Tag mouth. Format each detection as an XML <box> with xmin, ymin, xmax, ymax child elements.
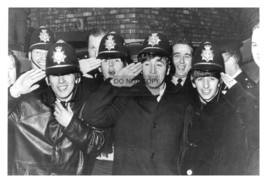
<box><xmin>37</xmin><ymin>61</ymin><xmax>46</xmax><ymax>67</ymax></box>
<box><xmin>201</xmin><ymin>90</ymin><xmax>211</xmax><ymax>95</ymax></box>
<box><xmin>57</xmin><ymin>85</ymin><xmax>68</xmax><ymax>91</ymax></box>
<box><xmin>176</xmin><ymin>65</ymin><xmax>185</xmax><ymax>70</ymax></box>
<box><xmin>108</xmin><ymin>71</ymin><xmax>115</xmax><ymax>76</ymax></box>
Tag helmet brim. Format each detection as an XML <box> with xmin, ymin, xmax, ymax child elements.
<box><xmin>30</xmin><ymin>43</ymin><xmax>53</xmax><ymax>51</ymax></box>
<box><xmin>46</xmin><ymin>65</ymin><xmax>80</xmax><ymax>76</ymax></box>
<box><xmin>97</xmin><ymin>51</ymin><xmax>126</xmax><ymax>60</ymax></box>
<box><xmin>191</xmin><ymin>63</ymin><xmax>224</xmax><ymax>73</ymax></box>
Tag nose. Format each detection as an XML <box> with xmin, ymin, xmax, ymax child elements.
<box><xmin>58</xmin><ymin>75</ymin><xmax>65</xmax><ymax>83</ymax></box>
<box><xmin>179</xmin><ymin>56</ymin><xmax>185</xmax><ymax>64</ymax></box>
<box><xmin>40</xmin><ymin>52</ymin><xmax>47</xmax><ymax>60</ymax></box>
<box><xmin>150</xmin><ymin>63</ymin><xmax>157</xmax><ymax>74</ymax></box>
<box><xmin>108</xmin><ymin>60</ymin><xmax>115</xmax><ymax>75</ymax></box>
<box><xmin>203</xmin><ymin>77</ymin><xmax>209</xmax><ymax>89</ymax></box>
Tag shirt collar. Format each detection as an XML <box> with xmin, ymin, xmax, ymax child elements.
<box><xmin>156</xmin><ymin>82</ymin><xmax>166</xmax><ymax>102</ymax></box>
<box><xmin>171</xmin><ymin>75</ymin><xmax>186</xmax><ymax>86</ymax></box>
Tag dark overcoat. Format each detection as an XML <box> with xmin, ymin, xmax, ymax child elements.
<box><xmin>83</xmin><ymin>80</ymin><xmax>187</xmax><ymax>175</ymax></box>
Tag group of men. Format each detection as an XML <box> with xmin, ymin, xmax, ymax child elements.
<box><xmin>8</xmin><ymin>23</ymin><xmax>260</xmax><ymax>175</ymax></box>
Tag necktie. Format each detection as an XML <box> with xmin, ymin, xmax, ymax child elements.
<box><xmin>60</xmin><ymin>101</ymin><xmax>68</xmax><ymax>109</ymax></box>
<box><xmin>177</xmin><ymin>78</ymin><xmax>183</xmax><ymax>87</ymax></box>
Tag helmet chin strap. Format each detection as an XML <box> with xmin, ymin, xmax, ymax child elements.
<box><xmin>31</xmin><ymin>59</ymin><xmax>43</xmax><ymax>70</ymax></box>
<box><xmin>216</xmin><ymin>78</ymin><xmax>223</xmax><ymax>102</ymax></box>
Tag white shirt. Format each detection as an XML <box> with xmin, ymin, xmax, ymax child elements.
<box><xmin>156</xmin><ymin>82</ymin><xmax>166</xmax><ymax>102</ymax></box>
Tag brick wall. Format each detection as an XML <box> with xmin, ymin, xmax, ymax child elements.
<box><xmin>28</xmin><ymin>8</ymin><xmax>259</xmax><ymax>43</ymax></box>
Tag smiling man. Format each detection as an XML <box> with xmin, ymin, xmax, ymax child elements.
<box><xmin>178</xmin><ymin>41</ymin><xmax>259</xmax><ymax>175</ymax></box>
<box><xmin>82</xmin><ymin>33</ymin><xmax>187</xmax><ymax>175</ymax></box>
<box><xmin>171</xmin><ymin>38</ymin><xmax>193</xmax><ymax>87</ymax></box>
<box><xmin>8</xmin><ymin>40</ymin><xmax>104</xmax><ymax>175</ymax></box>
<box><xmin>169</xmin><ymin>37</ymin><xmax>198</xmax><ymax>102</ymax></box>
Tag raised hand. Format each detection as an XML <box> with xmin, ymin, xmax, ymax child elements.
<box><xmin>79</xmin><ymin>58</ymin><xmax>102</xmax><ymax>78</ymax></box>
<box><xmin>53</xmin><ymin>100</ymin><xmax>73</xmax><ymax>127</ymax></box>
<box><xmin>111</xmin><ymin>62</ymin><xmax>143</xmax><ymax>87</ymax></box>
<box><xmin>10</xmin><ymin>69</ymin><xmax>46</xmax><ymax>98</ymax></box>
<box><xmin>220</xmin><ymin>72</ymin><xmax>237</xmax><ymax>89</ymax></box>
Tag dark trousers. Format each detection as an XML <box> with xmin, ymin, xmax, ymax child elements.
<box><xmin>91</xmin><ymin>159</ymin><xmax>113</xmax><ymax>175</ymax></box>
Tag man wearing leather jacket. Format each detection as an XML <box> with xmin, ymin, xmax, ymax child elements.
<box><xmin>8</xmin><ymin>40</ymin><xmax>104</xmax><ymax>175</ymax></box>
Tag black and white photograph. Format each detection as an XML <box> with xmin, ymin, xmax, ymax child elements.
<box><xmin>3</xmin><ymin>0</ymin><xmax>264</xmax><ymax>180</ymax></box>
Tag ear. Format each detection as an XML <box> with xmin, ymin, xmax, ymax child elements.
<box><xmin>192</xmin><ymin>82</ymin><xmax>196</xmax><ymax>88</ymax></box>
<box><xmin>166</xmin><ymin>65</ymin><xmax>170</xmax><ymax>75</ymax></box>
<box><xmin>98</xmin><ymin>66</ymin><xmax>102</xmax><ymax>73</ymax></box>
<box><xmin>45</xmin><ymin>77</ymin><xmax>50</xmax><ymax>85</ymax></box>
<box><xmin>28</xmin><ymin>52</ymin><xmax>32</xmax><ymax>62</ymax></box>
<box><xmin>75</xmin><ymin>77</ymin><xmax>81</xmax><ymax>84</ymax></box>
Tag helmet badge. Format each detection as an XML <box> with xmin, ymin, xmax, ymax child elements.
<box><xmin>53</xmin><ymin>46</ymin><xmax>66</xmax><ymax>64</ymax></box>
<box><xmin>148</xmin><ymin>33</ymin><xmax>161</xmax><ymax>46</ymax></box>
<box><xmin>105</xmin><ymin>35</ymin><xmax>116</xmax><ymax>50</ymax></box>
<box><xmin>201</xmin><ymin>42</ymin><xmax>214</xmax><ymax>62</ymax></box>
<box><xmin>39</xmin><ymin>29</ymin><xmax>50</xmax><ymax>43</ymax></box>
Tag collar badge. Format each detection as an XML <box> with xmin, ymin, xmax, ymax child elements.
<box><xmin>53</xmin><ymin>46</ymin><xmax>66</xmax><ymax>64</ymax></box>
<box><xmin>39</xmin><ymin>29</ymin><xmax>50</xmax><ymax>43</ymax></box>
<box><xmin>105</xmin><ymin>35</ymin><xmax>116</xmax><ymax>50</ymax></box>
<box><xmin>201</xmin><ymin>42</ymin><xmax>214</xmax><ymax>62</ymax></box>
<box><xmin>148</xmin><ymin>33</ymin><xmax>161</xmax><ymax>46</ymax></box>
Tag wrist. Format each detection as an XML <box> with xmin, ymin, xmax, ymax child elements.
<box><xmin>9</xmin><ymin>85</ymin><xmax>21</xmax><ymax>98</ymax></box>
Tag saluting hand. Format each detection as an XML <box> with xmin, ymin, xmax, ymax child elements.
<box><xmin>53</xmin><ymin>100</ymin><xmax>73</xmax><ymax>127</ymax></box>
<box><xmin>79</xmin><ymin>58</ymin><xmax>102</xmax><ymax>78</ymax></box>
<box><xmin>111</xmin><ymin>62</ymin><xmax>143</xmax><ymax>87</ymax></box>
<box><xmin>220</xmin><ymin>72</ymin><xmax>237</xmax><ymax>89</ymax></box>
<box><xmin>10</xmin><ymin>69</ymin><xmax>46</xmax><ymax>98</ymax></box>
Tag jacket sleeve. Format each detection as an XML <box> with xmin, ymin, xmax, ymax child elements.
<box><xmin>8</xmin><ymin>87</ymin><xmax>21</xmax><ymax>115</ymax></box>
<box><xmin>224</xmin><ymin>82</ymin><xmax>259</xmax><ymax>173</ymax></box>
<box><xmin>224</xmin><ymin>83</ymin><xmax>259</xmax><ymax>127</ymax></box>
<box><xmin>63</xmin><ymin>114</ymin><xmax>105</xmax><ymax>156</ymax></box>
<box><xmin>81</xmin><ymin>79</ymin><xmax>129</xmax><ymax>128</ymax></box>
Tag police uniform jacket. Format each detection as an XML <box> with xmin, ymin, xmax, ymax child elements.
<box><xmin>82</xmin><ymin>79</ymin><xmax>187</xmax><ymax>175</ymax></box>
<box><xmin>8</xmin><ymin>78</ymin><xmax>104</xmax><ymax>175</ymax></box>
<box><xmin>235</xmin><ymin>71</ymin><xmax>256</xmax><ymax>93</ymax></box>
<box><xmin>179</xmin><ymin>83</ymin><xmax>259</xmax><ymax>175</ymax></box>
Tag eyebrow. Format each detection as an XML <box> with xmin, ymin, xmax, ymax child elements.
<box><xmin>173</xmin><ymin>52</ymin><xmax>192</xmax><ymax>56</ymax></box>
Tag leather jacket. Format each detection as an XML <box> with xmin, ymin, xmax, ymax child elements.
<box><xmin>8</xmin><ymin>79</ymin><xmax>104</xmax><ymax>175</ymax></box>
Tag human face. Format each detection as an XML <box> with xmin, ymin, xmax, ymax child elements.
<box><xmin>29</xmin><ymin>49</ymin><xmax>48</xmax><ymax>70</ymax></box>
<box><xmin>193</xmin><ymin>76</ymin><xmax>220</xmax><ymax>104</ymax></box>
<box><xmin>142</xmin><ymin>56</ymin><xmax>168</xmax><ymax>89</ymax></box>
<box><xmin>101</xmin><ymin>58</ymin><xmax>124</xmax><ymax>79</ymax></box>
<box><xmin>48</xmin><ymin>73</ymin><xmax>77</xmax><ymax>101</ymax></box>
<box><xmin>251</xmin><ymin>27</ymin><xmax>260</xmax><ymax>66</ymax></box>
<box><xmin>88</xmin><ymin>34</ymin><xmax>105</xmax><ymax>58</ymax></box>
<box><xmin>8</xmin><ymin>55</ymin><xmax>16</xmax><ymax>87</ymax></box>
<box><xmin>172</xmin><ymin>44</ymin><xmax>192</xmax><ymax>78</ymax></box>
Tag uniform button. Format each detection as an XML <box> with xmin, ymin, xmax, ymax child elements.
<box><xmin>152</xmin><ymin>123</ymin><xmax>157</xmax><ymax>128</ymax></box>
<box><xmin>187</xmin><ymin>169</ymin><xmax>193</xmax><ymax>175</ymax></box>
<box><xmin>150</xmin><ymin>152</ymin><xmax>155</xmax><ymax>158</ymax></box>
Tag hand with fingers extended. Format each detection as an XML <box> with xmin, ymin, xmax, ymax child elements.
<box><xmin>79</xmin><ymin>58</ymin><xmax>102</xmax><ymax>78</ymax></box>
<box><xmin>53</xmin><ymin>100</ymin><xmax>73</xmax><ymax>127</ymax></box>
<box><xmin>9</xmin><ymin>69</ymin><xmax>46</xmax><ymax>98</ymax></box>
<box><xmin>220</xmin><ymin>72</ymin><xmax>237</xmax><ymax>89</ymax></box>
<box><xmin>111</xmin><ymin>62</ymin><xmax>143</xmax><ymax>87</ymax></box>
